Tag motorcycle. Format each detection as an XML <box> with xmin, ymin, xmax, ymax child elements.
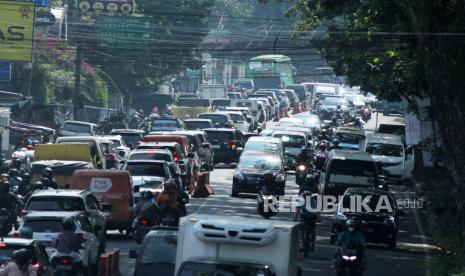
<box><xmin>296</xmin><ymin>164</ymin><xmax>309</xmax><ymax>186</ymax></box>
<box><xmin>134</xmin><ymin>216</ymin><xmax>155</xmax><ymax>243</ymax></box>
<box><xmin>335</xmin><ymin>247</ymin><xmax>364</xmax><ymax>276</ymax></box>
<box><xmin>0</xmin><ymin>208</ymin><xmax>11</xmax><ymax>236</ymax></box>
<box><xmin>50</xmin><ymin>252</ymin><xmax>83</xmax><ymax>276</ymax></box>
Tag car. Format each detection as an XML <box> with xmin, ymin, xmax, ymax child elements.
<box><xmin>171</xmin><ymin>130</ymin><xmax>214</xmax><ymax>171</ymax></box>
<box><xmin>318</xmin><ymin>96</ymin><xmax>349</xmax><ymax>117</ymax></box>
<box><xmin>23</xmin><ymin>190</ymin><xmax>106</xmax><ymax>250</ymax></box>
<box><xmin>123</xmin><ymin>160</ymin><xmax>177</xmax><ymax>195</ymax></box>
<box><xmin>129</xmin><ymin>148</ymin><xmax>175</xmax><ymax>162</ymax></box>
<box><xmin>331</xmin><ymin>188</ymin><xmax>404</xmax><ymax>249</ymax></box>
<box><xmin>129</xmin><ymin>227</ymin><xmax>178</xmax><ymax>276</ymax></box>
<box><xmin>211</xmin><ymin>98</ymin><xmax>232</xmax><ymax>111</ymax></box>
<box><xmin>255</xmin><ymin>90</ymin><xmax>282</xmax><ymax>110</ymax></box>
<box><xmin>361</xmin><ymin>133</ymin><xmax>414</xmax><ymax>184</ymax></box>
<box><xmin>293</xmin><ymin>113</ymin><xmax>322</xmax><ymax>134</ymax></box>
<box><xmin>109</xmin><ymin>129</ymin><xmax>145</xmax><ymax>150</ymax></box>
<box><xmin>150</xmin><ymin>116</ymin><xmax>185</xmax><ymax>132</ymax></box>
<box><xmin>227</xmin><ymin>92</ymin><xmax>243</xmax><ymax>99</ymax></box>
<box><xmin>232</xmin><ymin>152</ymin><xmax>287</xmax><ymax>196</ymax></box>
<box><xmin>345</xmin><ymin>94</ymin><xmax>367</xmax><ymax>114</ymax></box>
<box><xmin>0</xmin><ymin>238</ymin><xmax>54</xmax><ymax>276</ymax></box>
<box><xmin>333</xmin><ymin>126</ymin><xmax>366</xmax><ymax>150</ymax></box>
<box><xmin>320</xmin><ymin>150</ymin><xmax>381</xmax><ymax>195</ymax></box>
<box><xmin>184</xmin><ymin>119</ymin><xmax>214</xmax><ymax>130</ymax></box>
<box><xmin>381</xmin><ymin>101</ymin><xmax>404</xmax><ymax>116</ymax></box>
<box><xmin>57</xmin><ymin>121</ymin><xmax>100</xmax><ymax>137</ymax></box>
<box><xmin>377</xmin><ymin>122</ymin><xmax>405</xmax><ymax>138</ymax></box>
<box><xmin>243</xmin><ymin>136</ymin><xmax>284</xmax><ymax>157</ymax></box>
<box><xmin>271</xmin><ymin>131</ymin><xmax>309</xmax><ymax>169</ymax></box>
<box><xmin>204</xmin><ymin>128</ymin><xmax>245</xmax><ymax>165</ymax></box>
<box><xmin>232</xmin><ymin>79</ymin><xmax>254</xmax><ymax>93</ymax></box>
<box><xmin>272</xmin><ymin>126</ymin><xmax>314</xmax><ymax>146</ymax></box>
<box><xmin>225</xmin><ymin>106</ymin><xmax>257</xmax><ymax>130</ymax></box>
<box><xmin>247</xmin><ymin>94</ymin><xmax>275</xmax><ymax>119</ymax></box>
<box><xmin>220</xmin><ymin>111</ymin><xmax>250</xmax><ymax>133</ymax></box>
<box><xmin>18</xmin><ymin>212</ymin><xmax>100</xmax><ymax>272</ymax></box>
<box><xmin>281</xmin><ymin>89</ymin><xmax>298</xmax><ymax>106</ymax></box>
<box><xmin>198</xmin><ymin>112</ymin><xmax>234</xmax><ymax>128</ymax></box>
<box><xmin>286</xmin><ymin>84</ymin><xmax>311</xmax><ymax>104</ymax></box>
<box><xmin>275</xmin><ymin>90</ymin><xmax>291</xmax><ymax>109</ymax></box>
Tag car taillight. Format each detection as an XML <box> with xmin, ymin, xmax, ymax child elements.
<box><xmin>62</xmin><ymin>259</ymin><xmax>70</xmax><ymax>265</ymax></box>
<box><xmin>141</xmin><ymin>218</ymin><xmax>149</xmax><ymax>225</ymax></box>
<box><xmin>20</xmin><ymin>210</ymin><xmax>28</xmax><ymax>217</ymax></box>
<box><xmin>32</xmin><ymin>262</ymin><xmax>40</xmax><ymax>270</ymax></box>
<box><xmin>173</xmin><ymin>152</ymin><xmax>180</xmax><ymax>162</ymax></box>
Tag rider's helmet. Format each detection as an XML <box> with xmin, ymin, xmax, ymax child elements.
<box><xmin>301</xmin><ymin>146</ymin><xmax>308</xmax><ymax>154</ymax></box>
<box><xmin>62</xmin><ymin>217</ymin><xmax>76</xmax><ymax>231</ymax></box>
<box><xmin>318</xmin><ymin>142</ymin><xmax>327</xmax><ymax>151</ymax></box>
<box><xmin>9</xmin><ymin>168</ymin><xmax>18</xmax><ymax>178</ymax></box>
<box><xmin>34</xmin><ymin>181</ymin><xmax>44</xmax><ymax>190</ymax></box>
<box><xmin>346</xmin><ymin>219</ymin><xmax>359</xmax><ymax>232</ymax></box>
<box><xmin>332</xmin><ymin>139</ymin><xmax>340</xmax><ymax>147</ymax></box>
<box><xmin>320</xmin><ymin>128</ymin><xmax>327</xmax><ymax>135</ymax></box>
<box><xmin>19</xmin><ymin>226</ymin><xmax>33</xmax><ymax>239</ymax></box>
<box><xmin>12</xmin><ymin>248</ymin><xmax>30</xmax><ymax>265</ymax></box>
<box><xmin>42</xmin><ymin>167</ymin><xmax>53</xmax><ymax>178</ymax></box>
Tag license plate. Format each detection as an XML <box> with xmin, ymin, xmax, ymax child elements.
<box><xmin>57</xmin><ymin>265</ymin><xmax>72</xmax><ymax>271</ymax></box>
<box><xmin>211</xmin><ymin>145</ymin><xmax>220</xmax><ymax>149</ymax></box>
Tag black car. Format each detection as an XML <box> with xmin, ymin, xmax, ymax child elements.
<box><xmin>129</xmin><ymin>227</ymin><xmax>178</xmax><ymax>276</ymax></box>
<box><xmin>232</xmin><ymin>152</ymin><xmax>287</xmax><ymax>196</ymax></box>
<box><xmin>110</xmin><ymin>129</ymin><xmax>144</xmax><ymax>149</ymax></box>
<box><xmin>151</xmin><ymin>116</ymin><xmax>185</xmax><ymax>132</ymax></box>
<box><xmin>178</xmin><ymin>259</ymin><xmax>276</xmax><ymax>276</ymax></box>
<box><xmin>184</xmin><ymin>119</ymin><xmax>214</xmax><ymax>130</ymax></box>
<box><xmin>330</xmin><ymin>188</ymin><xmax>404</xmax><ymax>249</ymax></box>
<box><xmin>198</xmin><ymin>112</ymin><xmax>234</xmax><ymax>128</ymax></box>
<box><xmin>204</xmin><ymin>128</ymin><xmax>244</xmax><ymax>165</ymax></box>
<box><xmin>0</xmin><ymin>238</ymin><xmax>54</xmax><ymax>276</ymax></box>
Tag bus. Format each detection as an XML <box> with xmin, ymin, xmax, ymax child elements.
<box><xmin>246</xmin><ymin>55</ymin><xmax>295</xmax><ymax>90</ymax></box>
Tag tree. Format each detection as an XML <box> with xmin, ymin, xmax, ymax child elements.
<box><xmin>288</xmin><ymin>0</ymin><xmax>465</xmax><ymax>253</ymax></box>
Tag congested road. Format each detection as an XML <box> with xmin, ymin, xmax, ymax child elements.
<box><xmin>109</xmin><ymin>113</ymin><xmax>431</xmax><ymax>276</ymax></box>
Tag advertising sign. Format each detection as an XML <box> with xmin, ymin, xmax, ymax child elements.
<box><xmin>0</xmin><ymin>1</ymin><xmax>35</xmax><ymax>62</ymax></box>
<box><xmin>0</xmin><ymin>62</ymin><xmax>11</xmax><ymax>81</ymax></box>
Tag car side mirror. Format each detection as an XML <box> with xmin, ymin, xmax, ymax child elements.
<box><xmin>129</xmin><ymin>250</ymin><xmax>138</xmax><ymax>259</ymax></box>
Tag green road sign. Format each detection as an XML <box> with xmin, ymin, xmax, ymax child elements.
<box><xmin>99</xmin><ymin>14</ymin><xmax>155</xmax><ymax>48</ymax></box>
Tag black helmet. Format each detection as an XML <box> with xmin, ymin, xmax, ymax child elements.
<box><xmin>43</xmin><ymin>167</ymin><xmax>53</xmax><ymax>177</ymax></box>
<box><xmin>332</xmin><ymin>139</ymin><xmax>340</xmax><ymax>146</ymax></box>
<box><xmin>34</xmin><ymin>181</ymin><xmax>44</xmax><ymax>190</ymax></box>
<box><xmin>9</xmin><ymin>168</ymin><xmax>18</xmax><ymax>177</ymax></box>
<box><xmin>143</xmin><ymin>190</ymin><xmax>154</xmax><ymax>200</ymax></box>
<box><xmin>12</xmin><ymin>248</ymin><xmax>30</xmax><ymax>265</ymax></box>
<box><xmin>321</xmin><ymin>128</ymin><xmax>327</xmax><ymax>134</ymax></box>
<box><xmin>301</xmin><ymin>146</ymin><xmax>308</xmax><ymax>152</ymax></box>
<box><xmin>22</xmin><ymin>172</ymin><xmax>30</xmax><ymax>180</ymax></box>
<box><xmin>62</xmin><ymin>217</ymin><xmax>75</xmax><ymax>231</ymax></box>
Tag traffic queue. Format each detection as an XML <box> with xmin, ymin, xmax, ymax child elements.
<box><xmin>0</xmin><ymin>82</ymin><xmax>410</xmax><ymax>276</ymax></box>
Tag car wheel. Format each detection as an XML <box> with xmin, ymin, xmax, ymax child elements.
<box><xmin>387</xmin><ymin>238</ymin><xmax>397</xmax><ymax>249</ymax></box>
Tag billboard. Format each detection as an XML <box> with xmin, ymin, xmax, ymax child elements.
<box><xmin>0</xmin><ymin>1</ymin><xmax>35</xmax><ymax>62</ymax></box>
<box><xmin>0</xmin><ymin>62</ymin><xmax>11</xmax><ymax>81</ymax></box>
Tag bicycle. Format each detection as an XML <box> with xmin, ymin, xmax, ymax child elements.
<box><xmin>301</xmin><ymin>214</ymin><xmax>317</xmax><ymax>257</ymax></box>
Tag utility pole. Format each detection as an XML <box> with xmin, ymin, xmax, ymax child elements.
<box><xmin>73</xmin><ymin>45</ymin><xmax>82</xmax><ymax>120</ymax></box>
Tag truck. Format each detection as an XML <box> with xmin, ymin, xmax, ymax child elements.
<box><xmin>199</xmin><ymin>84</ymin><xmax>228</xmax><ymax>99</ymax></box>
<box><xmin>175</xmin><ymin>214</ymin><xmax>302</xmax><ymax>276</ymax></box>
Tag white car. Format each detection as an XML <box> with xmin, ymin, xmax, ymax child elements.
<box><xmin>277</xmin><ymin>118</ymin><xmax>304</xmax><ymax>127</ymax></box>
<box><xmin>361</xmin><ymin>133</ymin><xmax>415</xmax><ymax>184</ymax></box>
<box><xmin>18</xmin><ymin>212</ymin><xmax>100</xmax><ymax>271</ymax></box>
<box><xmin>101</xmin><ymin>135</ymin><xmax>131</xmax><ymax>159</ymax></box>
<box><xmin>220</xmin><ymin>111</ymin><xmax>250</xmax><ymax>133</ymax></box>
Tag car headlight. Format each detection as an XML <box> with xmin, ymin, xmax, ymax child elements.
<box><xmin>297</xmin><ymin>165</ymin><xmax>307</xmax><ymax>172</ymax></box>
<box><xmin>275</xmin><ymin>174</ymin><xmax>285</xmax><ymax>183</ymax></box>
<box><xmin>233</xmin><ymin>171</ymin><xmax>244</xmax><ymax>181</ymax></box>
<box><xmin>335</xmin><ymin>212</ymin><xmax>347</xmax><ymax>222</ymax></box>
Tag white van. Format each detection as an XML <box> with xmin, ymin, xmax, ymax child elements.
<box><xmin>361</xmin><ymin>133</ymin><xmax>414</xmax><ymax>184</ymax></box>
<box><xmin>321</xmin><ymin>150</ymin><xmax>381</xmax><ymax>195</ymax></box>
<box><xmin>175</xmin><ymin>214</ymin><xmax>301</xmax><ymax>276</ymax></box>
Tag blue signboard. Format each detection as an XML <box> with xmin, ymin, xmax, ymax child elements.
<box><xmin>36</xmin><ymin>0</ymin><xmax>46</xmax><ymax>7</ymax></box>
<box><xmin>0</xmin><ymin>62</ymin><xmax>11</xmax><ymax>82</ymax></box>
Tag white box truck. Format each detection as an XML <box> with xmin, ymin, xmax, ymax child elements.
<box><xmin>175</xmin><ymin>214</ymin><xmax>302</xmax><ymax>276</ymax></box>
<box><xmin>199</xmin><ymin>85</ymin><xmax>228</xmax><ymax>99</ymax></box>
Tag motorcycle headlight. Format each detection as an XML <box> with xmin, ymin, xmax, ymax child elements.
<box><xmin>335</xmin><ymin>212</ymin><xmax>347</xmax><ymax>222</ymax></box>
<box><xmin>233</xmin><ymin>171</ymin><xmax>244</xmax><ymax>181</ymax></box>
<box><xmin>275</xmin><ymin>174</ymin><xmax>285</xmax><ymax>183</ymax></box>
<box><xmin>297</xmin><ymin>165</ymin><xmax>307</xmax><ymax>172</ymax></box>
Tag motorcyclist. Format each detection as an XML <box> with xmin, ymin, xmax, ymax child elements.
<box><xmin>156</xmin><ymin>183</ymin><xmax>185</xmax><ymax>224</ymax></box>
<box><xmin>296</xmin><ymin>147</ymin><xmax>313</xmax><ymax>165</ymax></box>
<box><xmin>132</xmin><ymin>190</ymin><xmax>159</xmax><ymax>228</ymax></box>
<box><xmin>0</xmin><ymin>181</ymin><xmax>22</xmax><ymax>230</ymax></box>
<box><xmin>51</xmin><ymin>217</ymin><xmax>82</xmax><ymax>265</ymax></box>
<box><xmin>18</xmin><ymin>173</ymin><xmax>32</xmax><ymax>196</ymax></box>
<box><xmin>318</xmin><ymin>129</ymin><xmax>331</xmax><ymax>141</ymax></box>
<box><xmin>42</xmin><ymin>167</ymin><xmax>58</xmax><ymax>189</ymax></box>
<box><xmin>1</xmin><ymin>248</ymin><xmax>33</xmax><ymax>276</ymax></box>
<box><xmin>8</xmin><ymin>169</ymin><xmax>22</xmax><ymax>189</ymax></box>
<box><xmin>334</xmin><ymin>219</ymin><xmax>367</xmax><ymax>271</ymax></box>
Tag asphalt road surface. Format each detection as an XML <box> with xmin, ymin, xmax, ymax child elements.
<box><xmin>109</xmin><ymin>113</ymin><xmax>432</xmax><ymax>276</ymax></box>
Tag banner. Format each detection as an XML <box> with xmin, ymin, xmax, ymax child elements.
<box><xmin>0</xmin><ymin>1</ymin><xmax>35</xmax><ymax>62</ymax></box>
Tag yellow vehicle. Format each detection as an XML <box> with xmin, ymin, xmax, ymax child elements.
<box><xmin>171</xmin><ymin>98</ymin><xmax>212</xmax><ymax>119</ymax></box>
<box><xmin>30</xmin><ymin>144</ymin><xmax>94</xmax><ymax>188</ymax></box>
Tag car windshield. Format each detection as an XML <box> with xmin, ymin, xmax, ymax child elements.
<box><xmin>129</xmin><ymin>152</ymin><xmax>172</xmax><ymax>162</ymax></box>
<box><xmin>335</xmin><ymin>133</ymin><xmax>365</xmax><ymax>144</ymax></box>
<box><xmin>151</xmin><ymin>120</ymin><xmax>179</xmax><ymax>129</ymax></box>
<box><xmin>61</xmin><ymin>123</ymin><xmax>91</xmax><ymax>134</ymax></box>
<box><xmin>199</xmin><ymin>114</ymin><xmax>227</xmax><ymax>124</ymax></box>
<box><xmin>321</xmin><ymin>97</ymin><xmax>346</xmax><ymax>105</ymax></box>
<box><xmin>126</xmin><ymin>163</ymin><xmax>166</xmax><ymax>177</ymax></box>
<box><xmin>228</xmin><ymin>114</ymin><xmax>243</xmax><ymax>122</ymax></box>
<box><xmin>140</xmin><ymin>236</ymin><xmax>177</xmax><ymax>263</ymax></box>
<box><xmin>239</xmin><ymin>155</ymin><xmax>281</xmax><ymax>170</ymax></box>
<box><xmin>330</xmin><ymin>160</ymin><xmax>376</xmax><ymax>177</ymax></box>
<box><xmin>346</xmin><ymin>95</ymin><xmax>365</xmax><ymax>103</ymax></box>
<box><xmin>115</xmin><ymin>133</ymin><xmax>142</xmax><ymax>145</ymax></box>
<box><xmin>212</xmin><ymin>99</ymin><xmax>231</xmax><ymax>108</ymax></box>
<box><xmin>272</xmin><ymin>134</ymin><xmax>305</xmax><ymax>148</ymax></box>
<box><xmin>23</xmin><ymin>219</ymin><xmax>64</xmax><ymax>233</ymax></box>
<box><xmin>366</xmin><ymin>143</ymin><xmax>404</xmax><ymax>157</ymax></box>
<box><xmin>180</xmin><ymin>262</ymin><xmax>270</xmax><ymax>276</ymax></box>
<box><xmin>185</xmin><ymin>121</ymin><xmax>212</xmax><ymax>130</ymax></box>
<box><xmin>245</xmin><ymin>141</ymin><xmax>280</xmax><ymax>154</ymax></box>
<box><xmin>205</xmin><ymin>131</ymin><xmax>233</xmax><ymax>143</ymax></box>
<box><xmin>0</xmin><ymin>246</ymin><xmax>35</xmax><ymax>263</ymax></box>
<box><xmin>26</xmin><ymin>197</ymin><xmax>85</xmax><ymax>212</ymax></box>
